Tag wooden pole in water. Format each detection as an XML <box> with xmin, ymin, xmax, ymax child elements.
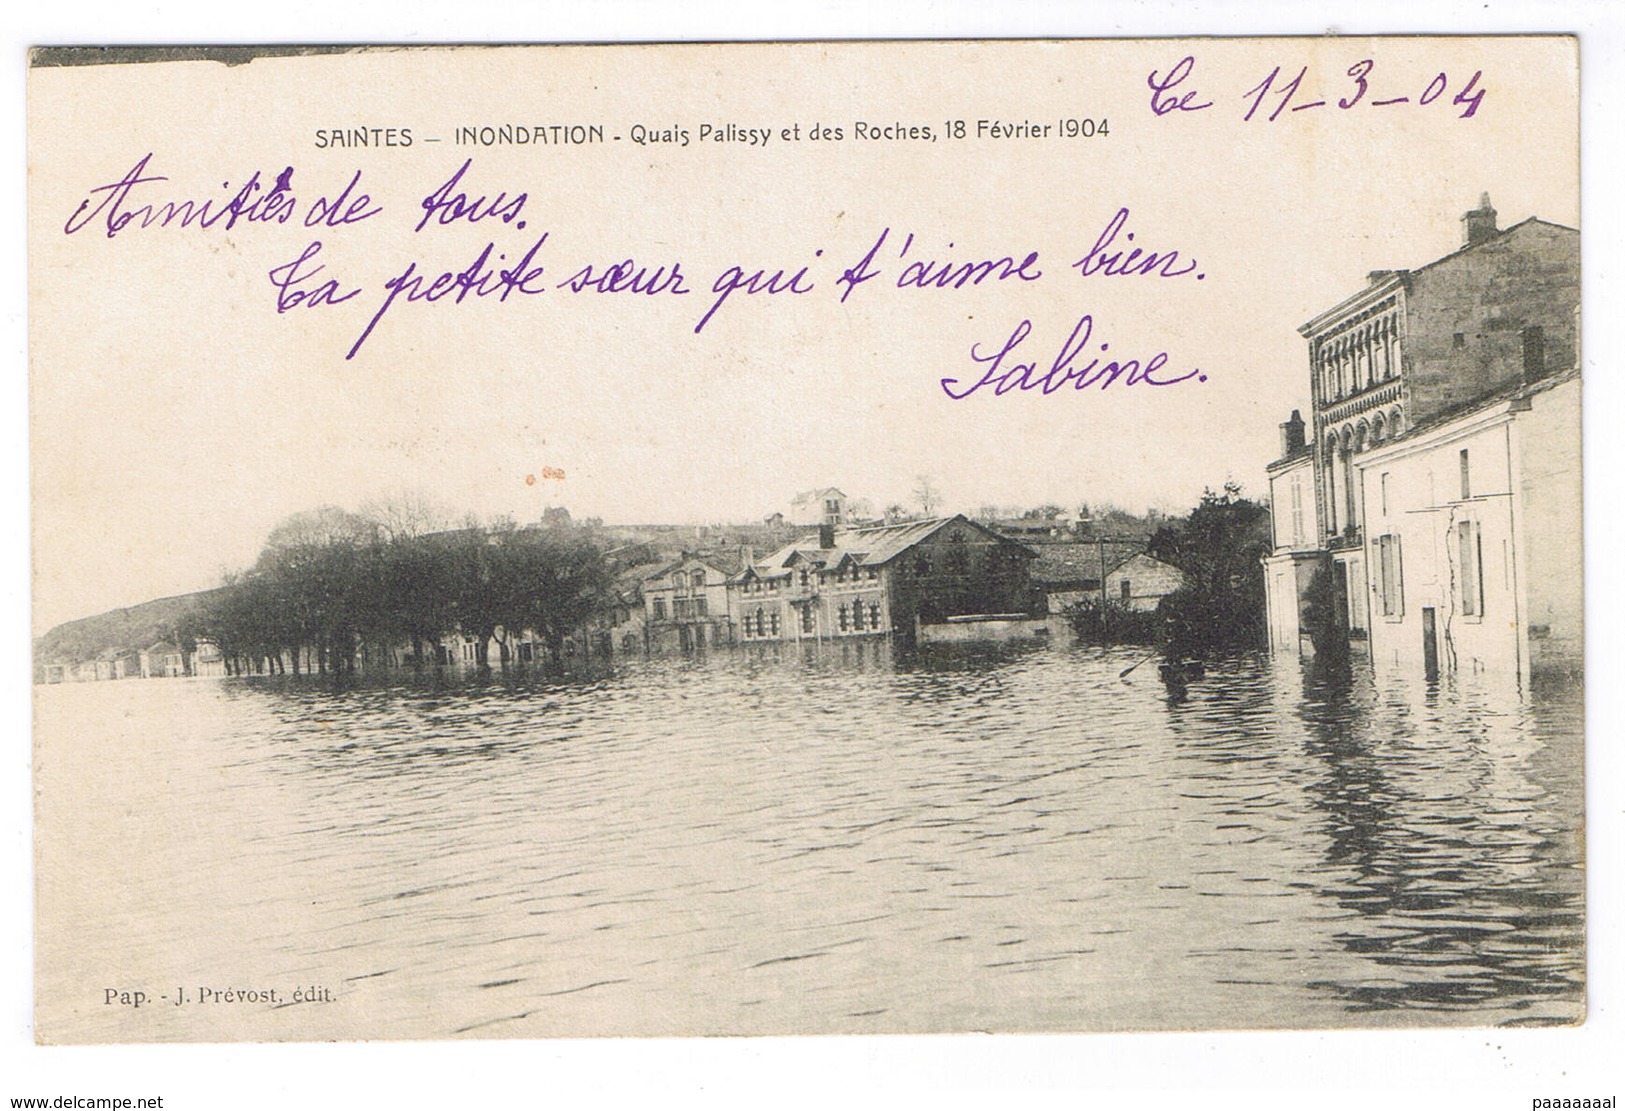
<box><xmin>1098</xmin><ymin>534</ymin><xmax>1109</xmax><ymax>639</ymax></box>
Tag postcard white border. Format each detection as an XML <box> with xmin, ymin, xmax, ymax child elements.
<box><xmin>6</xmin><ymin>1</ymin><xmax>1622</xmax><ymax>1107</ymax></box>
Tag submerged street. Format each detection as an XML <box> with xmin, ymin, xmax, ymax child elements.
<box><xmin>35</xmin><ymin>642</ymin><xmax>1583</xmax><ymax>1041</ymax></box>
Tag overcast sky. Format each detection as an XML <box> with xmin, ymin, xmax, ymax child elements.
<box><xmin>28</xmin><ymin>37</ymin><xmax>1579</xmax><ymax>632</ymax></box>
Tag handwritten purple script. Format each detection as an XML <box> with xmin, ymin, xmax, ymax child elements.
<box><xmin>62</xmin><ymin>153</ymin><xmax>381</xmax><ymax>238</ymax></box>
<box><xmin>1147</xmin><ymin>54</ymin><xmax>1487</xmax><ymax>122</ymax></box>
<box><xmin>941</xmin><ymin>315</ymin><xmax>1207</xmax><ymax>399</ymax></box>
<box><xmin>61</xmin><ymin>155</ymin><xmax>1217</xmax><ymax>396</ymax></box>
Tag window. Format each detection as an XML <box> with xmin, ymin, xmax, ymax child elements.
<box><xmin>838</xmin><ymin>603</ymin><xmax>850</xmax><ymax>632</ymax></box>
<box><xmin>1453</xmin><ymin>332</ymin><xmax>1466</xmax><ymax>349</ymax></box>
<box><xmin>801</xmin><ymin>605</ymin><xmax>815</xmax><ymax>634</ymax></box>
<box><xmin>1377</xmin><ymin>533</ymin><xmax>1404</xmax><ymax>617</ymax></box>
<box><xmin>692</xmin><ymin>569</ymin><xmax>705</xmax><ymax>590</ymax></box>
<box><xmin>1459</xmin><ymin>448</ymin><xmax>1471</xmax><ymax>500</ymax></box>
<box><xmin>869</xmin><ymin>602</ymin><xmax>882</xmax><ymax>628</ymax></box>
<box><xmin>696</xmin><ymin>596</ymin><xmax>708</xmax><ymax>617</ymax></box>
<box><xmin>652</xmin><ymin>597</ymin><xmax>666</xmax><ymax>620</ymax></box>
<box><xmin>1120</xmin><ymin>579</ymin><xmax>1132</xmax><ymax>602</ymax></box>
<box><xmin>673</xmin><ymin>572</ymin><xmax>687</xmax><ymax>594</ymax></box>
<box><xmin>1457</xmin><ymin>520</ymin><xmax>1484</xmax><ymax>618</ymax></box>
<box><xmin>852</xmin><ymin>601</ymin><xmax>865</xmax><ymax>631</ymax></box>
<box><xmin>768</xmin><ymin>611</ymin><xmax>781</xmax><ymax>636</ymax></box>
<box><xmin>1290</xmin><ymin>475</ymin><xmax>1305</xmax><ymax>544</ymax></box>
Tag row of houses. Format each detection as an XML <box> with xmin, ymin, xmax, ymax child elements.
<box><xmin>40</xmin><ymin>514</ymin><xmax>1189</xmax><ymax>682</ymax></box>
<box><xmin>1264</xmin><ymin>194</ymin><xmax>1582</xmax><ymax>685</ymax></box>
<box><xmin>40</xmin><ymin>640</ymin><xmax>202</xmax><ymax>683</ymax></box>
<box><xmin>638</xmin><ymin>515</ymin><xmax>1184</xmax><ymax>651</ymax></box>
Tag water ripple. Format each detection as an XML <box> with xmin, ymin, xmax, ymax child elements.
<box><xmin>33</xmin><ymin>643</ymin><xmax>1583</xmax><ymax>1039</ymax></box>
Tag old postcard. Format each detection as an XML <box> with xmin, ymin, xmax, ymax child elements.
<box><xmin>28</xmin><ymin>38</ymin><xmax>1582</xmax><ymax>1044</ymax></box>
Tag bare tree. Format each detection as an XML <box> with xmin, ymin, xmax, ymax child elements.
<box><xmin>913</xmin><ymin>475</ymin><xmax>941</xmax><ymax>518</ymax></box>
<box><xmin>360</xmin><ymin>490</ymin><xmax>456</xmax><ymax>543</ymax></box>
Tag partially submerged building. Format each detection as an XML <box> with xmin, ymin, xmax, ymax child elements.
<box><xmin>726</xmin><ymin>515</ymin><xmax>1040</xmax><ymax>645</ymax></box>
<box><xmin>1264</xmin><ymin>195</ymin><xmax>1581</xmax><ymax>684</ymax></box>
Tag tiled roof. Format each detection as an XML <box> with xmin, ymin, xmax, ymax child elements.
<box><xmin>644</xmin><ymin>550</ymin><xmax>747</xmax><ymax>583</ymax></box>
<box><xmin>1028</xmin><ymin>542</ymin><xmax>1141</xmax><ymax>585</ymax></box>
<box><xmin>738</xmin><ymin>515</ymin><xmax>1033</xmax><ymax>581</ymax></box>
<box><xmin>1373</xmin><ymin>363</ymin><xmax>1580</xmax><ymax>451</ymax></box>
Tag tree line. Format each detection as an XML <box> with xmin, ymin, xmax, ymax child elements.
<box><xmin>1066</xmin><ymin>483</ymin><xmax>1272</xmax><ymax>657</ymax></box>
<box><xmin>201</xmin><ymin>505</ymin><xmax>615</xmax><ymax>676</ymax></box>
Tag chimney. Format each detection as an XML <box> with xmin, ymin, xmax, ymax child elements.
<box><xmin>1280</xmin><ymin>409</ymin><xmax>1306</xmax><ymax>455</ymax></box>
<box><xmin>818</xmin><ymin>523</ymin><xmax>835</xmax><ymax>549</ymax></box>
<box><xmin>1521</xmin><ymin>325</ymin><xmax>1546</xmax><ymax>382</ymax></box>
<box><xmin>1462</xmin><ymin>192</ymin><xmax>1498</xmax><ymax>247</ymax></box>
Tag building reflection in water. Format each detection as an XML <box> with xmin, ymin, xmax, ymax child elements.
<box><xmin>45</xmin><ymin>638</ymin><xmax>1578</xmax><ymax>1039</ymax></box>
<box><xmin>1289</xmin><ymin>655</ymin><xmax>1582</xmax><ymax>1022</ymax></box>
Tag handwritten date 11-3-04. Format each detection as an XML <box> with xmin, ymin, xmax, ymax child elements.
<box><xmin>1147</xmin><ymin>55</ymin><xmax>1486</xmax><ymax>122</ymax></box>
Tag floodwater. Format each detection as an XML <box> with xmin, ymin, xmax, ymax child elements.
<box><xmin>34</xmin><ymin>642</ymin><xmax>1584</xmax><ymax>1041</ymax></box>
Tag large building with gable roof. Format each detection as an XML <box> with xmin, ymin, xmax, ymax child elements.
<box><xmin>729</xmin><ymin>515</ymin><xmax>1040</xmax><ymax>646</ymax></box>
<box><xmin>642</xmin><ymin>549</ymin><xmax>750</xmax><ymax>650</ymax></box>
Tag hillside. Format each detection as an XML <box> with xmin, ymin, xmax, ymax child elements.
<box><xmin>34</xmin><ymin>588</ymin><xmax>223</xmax><ymax>667</ymax></box>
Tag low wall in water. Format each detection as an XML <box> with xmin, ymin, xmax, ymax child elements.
<box><xmin>917</xmin><ymin>615</ymin><xmax>1052</xmax><ymax>644</ymax></box>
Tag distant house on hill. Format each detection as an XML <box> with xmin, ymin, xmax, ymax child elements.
<box><xmin>787</xmin><ymin>488</ymin><xmax>848</xmax><ymax>528</ymax></box>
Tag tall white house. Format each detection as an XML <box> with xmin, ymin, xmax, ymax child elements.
<box><xmin>1354</xmin><ymin>368</ymin><xmax>1580</xmax><ymax>681</ymax></box>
